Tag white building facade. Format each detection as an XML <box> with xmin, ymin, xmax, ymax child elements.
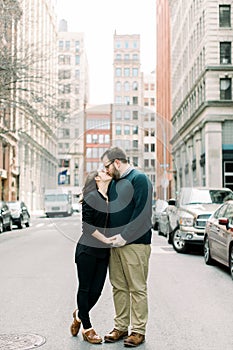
<box><xmin>57</xmin><ymin>20</ymin><xmax>89</xmax><ymax>190</ymax></box>
<box><xmin>169</xmin><ymin>0</ymin><xmax>233</xmax><ymax>192</ymax></box>
<box><xmin>16</xmin><ymin>0</ymin><xmax>58</xmax><ymax>211</ymax></box>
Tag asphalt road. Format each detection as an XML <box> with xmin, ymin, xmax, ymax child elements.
<box><xmin>0</xmin><ymin>214</ymin><xmax>233</xmax><ymax>350</ymax></box>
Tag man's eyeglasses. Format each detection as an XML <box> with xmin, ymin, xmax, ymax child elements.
<box><xmin>104</xmin><ymin>160</ymin><xmax>114</xmax><ymax>169</ymax></box>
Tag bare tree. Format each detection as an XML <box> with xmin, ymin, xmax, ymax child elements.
<box><xmin>0</xmin><ymin>0</ymin><xmax>63</xmax><ymax>135</ymax></box>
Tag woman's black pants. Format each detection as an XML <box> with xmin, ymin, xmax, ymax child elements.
<box><xmin>76</xmin><ymin>253</ymin><xmax>109</xmax><ymax>329</ymax></box>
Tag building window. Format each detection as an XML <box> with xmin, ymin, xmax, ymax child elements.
<box><xmin>115</xmin><ymin>110</ymin><xmax>122</xmax><ymax>120</ymax></box>
<box><xmin>144</xmin><ymin>159</ymin><xmax>149</xmax><ymax>168</ymax></box>
<box><xmin>133</xmin><ymin>111</ymin><xmax>138</xmax><ymax>120</ymax></box>
<box><xmin>75</xmin><ymin>55</ymin><xmax>80</xmax><ymax>65</ymax></box>
<box><xmin>58</xmin><ymin>55</ymin><xmax>64</xmax><ymax>64</ymax></box>
<box><xmin>124</xmin><ymin>68</ymin><xmax>130</xmax><ymax>77</ymax></box>
<box><xmin>133</xmin><ymin>54</ymin><xmax>138</xmax><ymax>60</ymax></box>
<box><xmin>59</xmin><ymin>159</ymin><xmax>70</xmax><ymax>167</ymax></box>
<box><xmin>62</xmin><ymin>128</ymin><xmax>70</xmax><ymax>138</ymax></box>
<box><xmin>116</xmin><ymin>125</ymin><xmax>121</xmax><ymax>135</ymax></box>
<box><xmin>58</xmin><ymin>69</ymin><xmax>71</xmax><ymax>79</ymax></box>
<box><xmin>133</xmin><ymin>140</ymin><xmax>138</xmax><ymax>149</ymax></box>
<box><xmin>124</xmin><ymin>81</ymin><xmax>130</xmax><ymax>91</ymax></box>
<box><xmin>75</xmin><ymin>41</ymin><xmax>80</xmax><ymax>52</ymax></box>
<box><xmin>75</xmin><ymin>85</ymin><xmax>79</xmax><ymax>94</ymax></box>
<box><xmin>116</xmin><ymin>81</ymin><xmax>121</xmax><ymax>91</ymax></box>
<box><xmin>116</xmin><ymin>68</ymin><xmax>121</xmax><ymax>77</ymax></box>
<box><xmin>220</xmin><ymin>42</ymin><xmax>231</xmax><ymax>64</ymax></box>
<box><xmin>116</xmin><ymin>41</ymin><xmax>121</xmax><ymax>48</ymax></box>
<box><xmin>59</xmin><ymin>84</ymin><xmax>71</xmax><ymax>94</ymax></box>
<box><xmin>144</xmin><ymin>144</ymin><xmax>149</xmax><ymax>152</ymax></box>
<box><xmin>133</xmin><ymin>81</ymin><xmax>138</xmax><ymax>90</ymax></box>
<box><xmin>133</xmin><ymin>96</ymin><xmax>138</xmax><ymax>105</ymax></box>
<box><xmin>220</xmin><ymin>78</ymin><xmax>232</xmax><ymax>100</ymax></box>
<box><xmin>75</xmin><ymin>70</ymin><xmax>80</xmax><ymax>78</ymax></box>
<box><xmin>124</xmin><ymin>54</ymin><xmax>130</xmax><ymax>60</ymax></box>
<box><xmin>115</xmin><ymin>96</ymin><xmax>122</xmax><ymax>104</ymax></box>
<box><xmin>133</xmin><ymin>126</ymin><xmax>138</xmax><ymax>134</ymax></box>
<box><xmin>124</xmin><ymin>125</ymin><xmax>130</xmax><ymax>135</ymax></box>
<box><xmin>132</xmin><ymin>68</ymin><xmax>138</xmax><ymax>77</ymax></box>
<box><xmin>124</xmin><ymin>110</ymin><xmax>130</xmax><ymax>120</ymax></box>
<box><xmin>133</xmin><ymin>157</ymin><xmax>138</xmax><ymax>166</ymax></box>
<box><xmin>65</xmin><ymin>41</ymin><xmax>70</xmax><ymax>50</ymax></box>
<box><xmin>116</xmin><ymin>54</ymin><xmax>121</xmax><ymax>60</ymax></box>
<box><xmin>125</xmin><ymin>96</ymin><xmax>130</xmax><ymax>105</ymax></box>
<box><xmin>125</xmin><ymin>41</ymin><xmax>129</xmax><ymax>48</ymax></box>
<box><xmin>219</xmin><ymin>5</ymin><xmax>231</xmax><ymax>27</ymax></box>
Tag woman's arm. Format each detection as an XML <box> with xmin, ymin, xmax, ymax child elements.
<box><xmin>92</xmin><ymin>230</ymin><xmax>114</xmax><ymax>245</ymax></box>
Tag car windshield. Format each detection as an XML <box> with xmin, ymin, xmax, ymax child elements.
<box><xmin>45</xmin><ymin>194</ymin><xmax>68</xmax><ymax>202</ymax></box>
<box><xmin>181</xmin><ymin>189</ymin><xmax>233</xmax><ymax>205</ymax></box>
<box><xmin>155</xmin><ymin>199</ymin><xmax>168</xmax><ymax>212</ymax></box>
<box><xmin>7</xmin><ymin>202</ymin><xmax>20</xmax><ymax>209</ymax></box>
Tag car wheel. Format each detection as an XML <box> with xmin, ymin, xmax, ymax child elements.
<box><xmin>168</xmin><ymin>231</ymin><xmax>173</xmax><ymax>244</ymax></box>
<box><xmin>172</xmin><ymin>228</ymin><xmax>187</xmax><ymax>253</ymax></box>
<box><xmin>7</xmin><ymin>218</ymin><xmax>13</xmax><ymax>231</ymax></box>
<box><xmin>157</xmin><ymin>224</ymin><xmax>163</xmax><ymax>236</ymax></box>
<box><xmin>18</xmin><ymin>217</ymin><xmax>23</xmax><ymax>229</ymax></box>
<box><xmin>0</xmin><ymin>220</ymin><xmax>3</xmax><ymax>233</ymax></box>
<box><xmin>229</xmin><ymin>245</ymin><xmax>233</xmax><ymax>280</ymax></box>
<box><xmin>204</xmin><ymin>236</ymin><xmax>213</xmax><ymax>265</ymax></box>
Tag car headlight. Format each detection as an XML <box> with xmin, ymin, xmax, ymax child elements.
<box><xmin>179</xmin><ymin>216</ymin><xmax>194</xmax><ymax>226</ymax></box>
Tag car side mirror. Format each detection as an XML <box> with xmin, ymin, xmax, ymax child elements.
<box><xmin>168</xmin><ymin>199</ymin><xmax>176</xmax><ymax>206</ymax></box>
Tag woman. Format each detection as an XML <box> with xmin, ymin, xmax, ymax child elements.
<box><xmin>70</xmin><ymin>170</ymin><xmax>113</xmax><ymax>344</ymax></box>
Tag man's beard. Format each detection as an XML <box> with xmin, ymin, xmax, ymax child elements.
<box><xmin>112</xmin><ymin>165</ymin><xmax>121</xmax><ymax>180</ymax></box>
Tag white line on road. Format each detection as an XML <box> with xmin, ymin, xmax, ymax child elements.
<box><xmin>151</xmin><ymin>245</ymin><xmax>175</xmax><ymax>254</ymax></box>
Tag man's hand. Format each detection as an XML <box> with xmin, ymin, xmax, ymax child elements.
<box><xmin>110</xmin><ymin>234</ymin><xmax>127</xmax><ymax>247</ymax></box>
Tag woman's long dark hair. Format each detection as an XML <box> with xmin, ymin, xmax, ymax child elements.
<box><xmin>81</xmin><ymin>170</ymin><xmax>98</xmax><ymax>199</ymax></box>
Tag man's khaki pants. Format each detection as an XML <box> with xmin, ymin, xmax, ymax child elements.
<box><xmin>109</xmin><ymin>244</ymin><xmax>151</xmax><ymax>335</ymax></box>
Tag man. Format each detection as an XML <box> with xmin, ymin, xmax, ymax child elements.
<box><xmin>101</xmin><ymin>147</ymin><xmax>152</xmax><ymax>347</ymax></box>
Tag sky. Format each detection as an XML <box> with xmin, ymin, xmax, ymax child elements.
<box><xmin>56</xmin><ymin>0</ymin><xmax>156</xmax><ymax>105</ymax></box>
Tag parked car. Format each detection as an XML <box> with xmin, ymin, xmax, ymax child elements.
<box><xmin>7</xmin><ymin>201</ymin><xmax>30</xmax><ymax>229</ymax></box>
<box><xmin>152</xmin><ymin>199</ymin><xmax>168</xmax><ymax>230</ymax></box>
<box><xmin>204</xmin><ymin>200</ymin><xmax>233</xmax><ymax>279</ymax></box>
<box><xmin>0</xmin><ymin>201</ymin><xmax>13</xmax><ymax>233</ymax></box>
<box><xmin>157</xmin><ymin>198</ymin><xmax>176</xmax><ymax>239</ymax></box>
<box><xmin>72</xmin><ymin>201</ymin><xmax>82</xmax><ymax>213</ymax></box>
<box><xmin>166</xmin><ymin>187</ymin><xmax>233</xmax><ymax>253</ymax></box>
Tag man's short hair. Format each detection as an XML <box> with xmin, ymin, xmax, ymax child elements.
<box><xmin>101</xmin><ymin>147</ymin><xmax>128</xmax><ymax>163</ymax></box>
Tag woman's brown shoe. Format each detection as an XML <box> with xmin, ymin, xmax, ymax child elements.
<box><xmin>70</xmin><ymin>309</ymin><xmax>81</xmax><ymax>336</ymax></box>
<box><xmin>82</xmin><ymin>328</ymin><xmax>102</xmax><ymax>344</ymax></box>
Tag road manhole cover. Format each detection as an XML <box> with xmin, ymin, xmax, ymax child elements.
<box><xmin>0</xmin><ymin>333</ymin><xmax>46</xmax><ymax>349</ymax></box>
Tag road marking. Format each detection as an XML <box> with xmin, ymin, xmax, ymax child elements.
<box><xmin>151</xmin><ymin>245</ymin><xmax>175</xmax><ymax>254</ymax></box>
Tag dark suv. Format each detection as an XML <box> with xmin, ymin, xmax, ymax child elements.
<box><xmin>0</xmin><ymin>201</ymin><xmax>13</xmax><ymax>233</ymax></box>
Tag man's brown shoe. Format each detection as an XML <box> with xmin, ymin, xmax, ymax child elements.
<box><xmin>124</xmin><ymin>332</ymin><xmax>145</xmax><ymax>347</ymax></box>
<box><xmin>104</xmin><ymin>328</ymin><xmax>128</xmax><ymax>343</ymax></box>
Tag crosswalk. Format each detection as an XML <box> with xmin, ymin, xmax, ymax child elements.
<box><xmin>29</xmin><ymin>219</ymin><xmax>175</xmax><ymax>253</ymax></box>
